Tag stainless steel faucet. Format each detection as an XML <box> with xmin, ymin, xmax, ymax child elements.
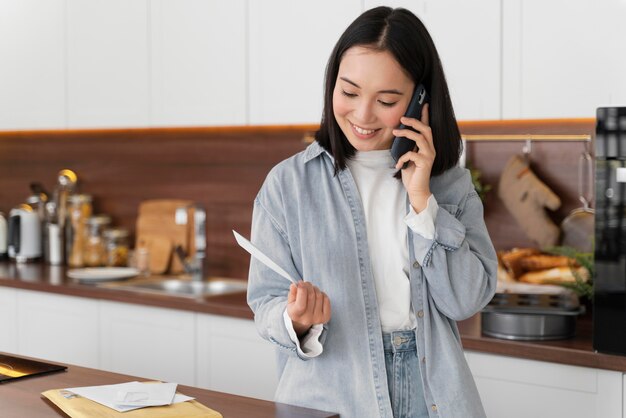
<box><xmin>174</xmin><ymin>204</ymin><xmax>206</xmax><ymax>282</ymax></box>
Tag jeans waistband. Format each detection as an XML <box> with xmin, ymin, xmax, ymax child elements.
<box><xmin>382</xmin><ymin>329</ymin><xmax>416</xmax><ymax>353</ymax></box>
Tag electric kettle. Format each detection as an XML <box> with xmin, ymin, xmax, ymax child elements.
<box><xmin>8</xmin><ymin>204</ymin><xmax>42</xmax><ymax>262</ymax></box>
<box><xmin>0</xmin><ymin>211</ymin><xmax>7</xmax><ymax>260</ymax></box>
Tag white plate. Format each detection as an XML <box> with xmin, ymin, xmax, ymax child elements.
<box><xmin>68</xmin><ymin>267</ymin><xmax>140</xmax><ymax>282</ymax></box>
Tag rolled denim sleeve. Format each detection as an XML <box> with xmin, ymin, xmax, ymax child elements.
<box><xmin>410</xmin><ymin>191</ymin><xmax>497</xmax><ymax>321</ymax></box>
<box><xmin>246</xmin><ymin>195</ymin><xmax>327</xmax><ymax>361</ymax></box>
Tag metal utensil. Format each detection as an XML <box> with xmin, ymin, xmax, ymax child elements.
<box><xmin>560</xmin><ymin>150</ymin><xmax>594</xmax><ymax>252</ymax></box>
<box><xmin>481</xmin><ymin>292</ymin><xmax>584</xmax><ymax>341</ymax></box>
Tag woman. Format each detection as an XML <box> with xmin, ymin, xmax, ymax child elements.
<box><xmin>247</xmin><ymin>6</ymin><xmax>497</xmax><ymax>418</ymax></box>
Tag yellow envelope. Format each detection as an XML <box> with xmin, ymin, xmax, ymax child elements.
<box><xmin>42</xmin><ymin>388</ymin><xmax>222</xmax><ymax>418</ymax></box>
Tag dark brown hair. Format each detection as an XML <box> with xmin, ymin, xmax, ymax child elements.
<box><xmin>315</xmin><ymin>6</ymin><xmax>462</xmax><ymax>176</ymax></box>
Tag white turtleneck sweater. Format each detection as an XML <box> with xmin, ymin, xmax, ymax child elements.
<box><xmin>285</xmin><ymin>149</ymin><xmax>439</xmax><ymax>357</ymax></box>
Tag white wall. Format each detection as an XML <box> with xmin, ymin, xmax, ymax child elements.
<box><xmin>0</xmin><ymin>0</ymin><xmax>624</xmax><ymax>130</ymax></box>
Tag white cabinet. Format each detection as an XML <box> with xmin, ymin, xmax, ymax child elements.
<box><xmin>0</xmin><ymin>286</ymin><xmax>18</xmax><ymax>353</ymax></box>
<box><xmin>248</xmin><ymin>0</ymin><xmax>362</xmax><ymax>124</ymax></box>
<box><xmin>502</xmin><ymin>0</ymin><xmax>626</xmax><ymax>119</ymax></box>
<box><xmin>150</xmin><ymin>0</ymin><xmax>247</xmax><ymax>126</ymax></box>
<box><xmin>3</xmin><ymin>1</ymin><xmax>625</xmax><ymax>129</ymax></box>
<box><xmin>196</xmin><ymin>313</ymin><xmax>278</xmax><ymax>401</ymax></box>
<box><xmin>0</xmin><ymin>0</ymin><xmax>66</xmax><ymax>130</ymax></box>
<box><xmin>466</xmin><ymin>351</ymin><xmax>623</xmax><ymax>418</ymax></box>
<box><xmin>6</xmin><ymin>285</ymin><xmax>626</xmax><ymax>412</ymax></box>
<box><xmin>66</xmin><ymin>0</ymin><xmax>150</xmax><ymax>127</ymax></box>
<box><xmin>99</xmin><ymin>300</ymin><xmax>196</xmax><ymax>386</ymax></box>
<box><xmin>16</xmin><ymin>290</ymin><xmax>99</xmax><ymax>368</ymax></box>
<box><xmin>421</xmin><ymin>0</ymin><xmax>501</xmax><ymax>120</ymax></box>
<box><xmin>365</xmin><ymin>1</ymin><xmax>502</xmax><ymax>120</ymax></box>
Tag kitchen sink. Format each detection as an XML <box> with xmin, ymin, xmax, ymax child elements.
<box><xmin>100</xmin><ymin>277</ymin><xmax>248</xmax><ymax>298</ymax></box>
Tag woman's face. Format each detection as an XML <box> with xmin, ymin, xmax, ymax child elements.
<box><xmin>333</xmin><ymin>46</ymin><xmax>415</xmax><ymax>152</ymax></box>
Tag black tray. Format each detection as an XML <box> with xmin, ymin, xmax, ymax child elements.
<box><xmin>0</xmin><ymin>354</ymin><xmax>67</xmax><ymax>383</ymax></box>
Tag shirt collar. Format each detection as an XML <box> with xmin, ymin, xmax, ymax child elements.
<box><xmin>303</xmin><ymin>140</ymin><xmax>334</xmax><ymax>164</ymax></box>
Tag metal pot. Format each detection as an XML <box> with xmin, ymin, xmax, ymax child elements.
<box><xmin>481</xmin><ymin>292</ymin><xmax>584</xmax><ymax>341</ymax></box>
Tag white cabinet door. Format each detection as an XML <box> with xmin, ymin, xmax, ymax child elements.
<box><xmin>503</xmin><ymin>0</ymin><xmax>626</xmax><ymax>119</ymax></box>
<box><xmin>0</xmin><ymin>286</ymin><xmax>18</xmax><ymax>353</ymax></box>
<box><xmin>248</xmin><ymin>0</ymin><xmax>362</xmax><ymax>125</ymax></box>
<box><xmin>16</xmin><ymin>290</ymin><xmax>99</xmax><ymax>367</ymax></box>
<box><xmin>0</xmin><ymin>0</ymin><xmax>66</xmax><ymax>130</ymax></box>
<box><xmin>150</xmin><ymin>0</ymin><xmax>247</xmax><ymax>126</ymax></box>
<box><xmin>66</xmin><ymin>0</ymin><xmax>150</xmax><ymax>127</ymax></box>
<box><xmin>365</xmin><ymin>1</ymin><xmax>502</xmax><ymax>120</ymax></box>
<box><xmin>99</xmin><ymin>300</ymin><xmax>196</xmax><ymax>386</ymax></box>
<box><xmin>466</xmin><ymin>351</ymin><xmax>623</xmax><ymax>418</ymax></box>
<box><xmin>196</xmin><ymin>313</ymin><xmax>278</xmax><ymax>401</ymax></box>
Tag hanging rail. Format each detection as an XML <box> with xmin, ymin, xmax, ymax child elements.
<box><xmin>460</xmin><ymin>134</ymin><xmax>591</xmax><ymax>142</ymax></box>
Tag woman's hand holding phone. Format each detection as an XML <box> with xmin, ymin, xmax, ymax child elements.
<box><xmin>287</xmin><ymin>281</ymin><xmax>331</xmax><ymax>337</ymax></box>
<box><xmin>393</xmin><ymin>102</ymin><xmax>436</xmax><ymax>213</ymax></box>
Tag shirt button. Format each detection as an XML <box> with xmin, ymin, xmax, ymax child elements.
<box><xmin>393</xmin><ymin>336</ymin><xmax>403</xmax><ymax>346</ymax></box>
<box><xmin>417</xmin><ymin>310</ymin><xmax>424</xmax><ymax>318</ymax></box>
<box><xmin>413</xmin><ymin>261</ymin><xmax>420</xmax><ymax>268</ymax></box>
<box><xmin>431</xmin><ymin>404</ymin><xmax>438</xmax><ymax>411</ymax></box>
<box><xmin>422</xmin><ymin>356</ymin><xmax>426</xmax><ymax>363</ymax></box>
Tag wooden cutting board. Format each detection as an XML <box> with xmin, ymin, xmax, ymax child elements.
<box><xmin>135</xmin><ymin>199</ymin><xmax>196</xmax><ymax>274</ymax></box>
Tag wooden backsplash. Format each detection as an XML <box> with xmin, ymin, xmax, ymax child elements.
<box><xmin>0</xmin><ymin>119</ymin><xmax>595</xmax><ymax>279</ymax></box>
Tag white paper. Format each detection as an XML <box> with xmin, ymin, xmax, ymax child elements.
<box><xmin>232</xmin><ymin>230</ymin><xmax>300</xmax><ymax>284</ymax></box>
<box><xmin>65</xmin><ymin>381</ymin><xmax>194</xmax><ymax>412</ymax></box>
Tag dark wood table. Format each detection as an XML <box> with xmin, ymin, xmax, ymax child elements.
<box><xmin>0</xmin><ymin>353</ymin><xmax>338</xmax><ymax>418</ymax></box>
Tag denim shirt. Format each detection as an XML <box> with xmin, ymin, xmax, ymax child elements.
<box><xmin>247</xmin><ymin>141</ymin><xmax>497</xmax><ymax>418</ymax></box>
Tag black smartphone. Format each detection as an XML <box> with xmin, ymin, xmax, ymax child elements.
<box><xmin>390</xmin><ymin>84</ymin><xmax>429</xmax><ymax>166</ymax></box>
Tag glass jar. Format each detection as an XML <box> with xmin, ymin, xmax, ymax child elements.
<box><xmin>103</xmin><ymin>228</ymin><xmax>130</xmax><ymax>267</ymax></box>
<box><xmin>66</xmin><ymin>194</ymin><xmax>93</xmax><ymax>268</ymax></box>
<box><xmin>83</xmin><ymin>215</ymin><xmax>111</xmax><ymax>267</ymax></box>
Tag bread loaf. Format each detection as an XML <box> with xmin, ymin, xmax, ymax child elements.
<box><xmin>518</xmin><ymin>266</ymin><xmax>589</xmax><ymax>284</ymax></box>
<box><xmin>500</xmin><ymin>248</ymin><xmax>540</xmax><ymax>279</ymax></box>
<box><xmin>519</xmin><ymin>254</ymin><xmax>578</xmax><ymax>271</ymax></box>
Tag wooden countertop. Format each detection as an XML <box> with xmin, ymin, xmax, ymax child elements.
<box><xmin>3</xmin><ymin>261</ymin><xmax>626</xmax><ymax>373</ymax></box>
<box><xmin>1</xmin><ymin>352</ymin><xmax>339</xmax><ymax>418</ymax></box>
<box><xmin>0</xmin><ymin>262</ymin><xmax>254</xmax><ymax>319</ymax></box>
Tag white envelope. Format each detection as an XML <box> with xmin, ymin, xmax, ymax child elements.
<box><xmin>65</xmin><ymin>381</ymin><xmax>194</xmax><ymax>413</ymax></box>
<box><xmin>233</xmin><ymin>230</ymin><xmax>300</xmax><ymax>284</ymax></box>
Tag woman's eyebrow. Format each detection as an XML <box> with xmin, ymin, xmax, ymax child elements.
<box><xmin>339</xmin><ymin>77</ymin><xmax>404</xmax><ymax>95</ymax></box>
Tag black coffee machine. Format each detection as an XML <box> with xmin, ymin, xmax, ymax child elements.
<box><xmin>593</xmin><ymin>106</ymin><xmax>626</xmax><ymax>355</ymax></box>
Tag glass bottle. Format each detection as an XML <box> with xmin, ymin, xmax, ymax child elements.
<box><xmin>66</xmin><ymin>194</ymin><xmax>93</xmax><ymax>268</ymax></box>
<box><xmin>103</xmin><ymin>228</ymin><xmax>130</xmax><ymax>267</ymax></box>
<box><xmin>83</xmin><ymin>215</ymin><xmax>111</xmax><ymax>267</ymax></box>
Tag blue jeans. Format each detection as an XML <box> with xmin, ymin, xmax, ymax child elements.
<box><xmin>383</xmin><ymin>330</ymin><xmax>430</xmax><ymax>418</ymax></box>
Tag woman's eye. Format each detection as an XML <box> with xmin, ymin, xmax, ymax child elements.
<box><xmin>341</xmin><ymin>90</ymin><xmax>357</xmax><ymax>98</ymax></box>
<box><xmin>378</xmin><ymin>100</ymin><xmax>398</xmax><ymax>107</ymax></box>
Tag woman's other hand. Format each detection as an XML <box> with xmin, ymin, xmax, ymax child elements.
<box><xmin>287</xmin><ymin>281</ymin><xmax>331</xmax><ymax>337</ymax></box>
<box><xmin>393</xmin><ymin>103</ymin><xmax>435</xmax><ymax>212</ymax></box>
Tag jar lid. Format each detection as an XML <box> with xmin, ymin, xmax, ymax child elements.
<box><xmin>68</xmin><ymin>194</ymin><xmax>93</xmax><ymax>204</ymax></box>
<box><xmin>86</xmin><ymin>215</ymin><xmax>111</xmax><ymax>226</ymax></box>
<box><xmin>103</xmin><ymin>228</ymin><xmax>129</xmax><ymax>239</ymax></box>
<box><xmin>26</xmin><ymin>193</ymin><xmax>48</xmax><ymax>205</ymax></box>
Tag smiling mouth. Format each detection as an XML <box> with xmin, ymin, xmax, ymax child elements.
<box><xmin>350</xmin><ymin>122</ymin><xmax>380</xmax><ymax>136</ymax></box>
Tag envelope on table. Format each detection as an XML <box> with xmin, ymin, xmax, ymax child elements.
<box><xmin>42</xmin><ymin>381</ymin><xmax>223</xmax><ymax>418</ymax></box>
<box><xmin>66</xmin><ymin>381</ymin><xmax>182</xmax><ymax>412</ymax></box>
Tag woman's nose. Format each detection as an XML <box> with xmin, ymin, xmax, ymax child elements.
<box><xmin>353</xmin><ymin>100</ymin><xmax>376</xmax><ymax>124</ymax></box>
